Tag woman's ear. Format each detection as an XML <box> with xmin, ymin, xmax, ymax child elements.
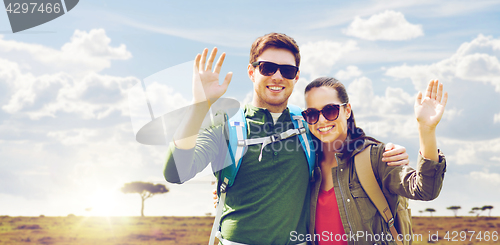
<box><xmin>345</xmin><ymin>103</ymin><xmax>352</xmax><ymax>119</ymax></box>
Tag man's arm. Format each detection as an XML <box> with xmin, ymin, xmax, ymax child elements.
<box><xmin>164</xmin><ymin>48</ymin><xmax>232</xmax><ymax>183</ymax></box>
<box><xmin>164</xmin><ymin>123</ymin><xmax>226</xmax><ymax>183</ymax></box>
<box><xmin>382</xmin><ymin>143</ymin><xmax>409</xmax><ymax>166</ymax></box>
<box><xmin>174</xmin><ymin>48</ymin><xmax>232</xmax><ymax>149</ymax></box>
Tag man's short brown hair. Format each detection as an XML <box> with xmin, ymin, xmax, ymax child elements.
<box><xmin>249</xmin><ymin>33</ymin><xmax>300</xmax><ymax>67</ymax></box>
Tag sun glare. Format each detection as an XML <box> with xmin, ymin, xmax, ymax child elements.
<box><xmin>86</xmin><ymin>189</ymin><xmax>119</xmax><ymax>216</ymax></box>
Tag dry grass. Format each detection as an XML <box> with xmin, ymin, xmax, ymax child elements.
<box><xmin>412</xmin><ymin>216</ymin><xmax>500</xmax><ymax>244</ymax></box>
<box><xmin>0</xmin><ymin>215</ymin><xmax>498</xmax><ymax>244</ymax></box>
<box><xmin>0</xmin><ymin>215</ymin><xmax>213</xmax><ymax>245</ymax></box>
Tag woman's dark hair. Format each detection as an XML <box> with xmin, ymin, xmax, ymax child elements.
<box><xmin>304</xmin><ymin>77</ymin><xmax>380</xmax><ymax>154</ymax></box>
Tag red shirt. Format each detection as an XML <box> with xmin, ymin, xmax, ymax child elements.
<box><xmin>315</xmin><ymin>187</ymin><xmax>348</xmax><ymax>245</ymax></box>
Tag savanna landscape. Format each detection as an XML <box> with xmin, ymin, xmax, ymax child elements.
<box><xmin>0</xmin><ymin>215</ymin><xmax>499</xmax><ymax>244</ymax></box>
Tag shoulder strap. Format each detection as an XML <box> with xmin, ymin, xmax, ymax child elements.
<box><xmin>220</xmin><ymin>104</ymin><xmax>315</xmax><ymax>185</ymax></box>
<box><xmin>209</xmin><ymin>107</ymin><xmax>246</xmax><ymax>245</ymax></box>
<box><xmin>210</xmin><ymin>105</ymin><xmax>315</xmax><ymax>245</ymax></box>
<box><xmin>354</xmin><ymin>146</ymin><xmax>403</xmax><ymax>245</ymax></box>
<box><xmin>287</xmin><ymin>104</ymin><xmax>315</xmax><ymax>180</ymax></box>
<box><xmin>220</xmin><ymin>107</ymin><xmax>247</xmax><ymax>189</ymax></box>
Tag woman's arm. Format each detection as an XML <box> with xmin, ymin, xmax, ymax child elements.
<box><xmin>373</xmin><ymin>81</ymin><xmax>448</xmax><ymax>200</ymax></box>
<box><xmin>374</xmin><ymin>143</ymin><xmax>446</xmax><ymax>201</ymax></box>
<box><xmin>415</xmin><ymin>80</ymin><xmax>448</xmax><ymax>161</ymax></box>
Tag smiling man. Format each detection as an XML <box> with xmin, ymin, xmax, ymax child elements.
<box><xmin>163</xmin><ymin>33</ymin><xmax>408</xmax><ymax>245</ymax></box>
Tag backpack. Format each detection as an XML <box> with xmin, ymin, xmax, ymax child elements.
<box><xmin>355</xmin><ymin>146</ymin><xmax>413</xmax><ymax>245</ymax></box>
<box><xmin>208</xmin><ymin>104</ymin><xmax>316</xmax><ymax>245</ymax></box>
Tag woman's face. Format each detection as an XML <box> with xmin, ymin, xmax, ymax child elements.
<box><xmin>304</xmin><ymin>86</ymin><xmax>351</xmax><ymax>144</ymax></box>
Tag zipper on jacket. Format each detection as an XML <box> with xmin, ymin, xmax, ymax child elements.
<box><xmin>335</xmin><ymin>153</ymin><xmax>353</xmax><ymax>234</ymax></box>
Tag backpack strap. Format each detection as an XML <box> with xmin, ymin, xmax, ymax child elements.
<box><xmin>217</xmin><ymin>108</ymin><xmax>247</xmax><ymax>188</ymax></box>
<box><xmin>209</xmin><ymin>108</ymin><xmax>246</xmax><ymax>245</ymax></box>
<box><xmin>288</xmin><ymin>104</ymin><xmax>315</xmax><ymax>179</ymax></box>
<box><xmin>245</xmin><ymin>127</ymin><xmax>308</xmax><ymax>162</ymax></box>
<box><xmin>220</xmin><ymin>105</ymin><xmax>315</xmax><ymax>184</ymax></box>
<box><xmin>354</xmin><ymin>146</ymin><xmax>403</xmax><ymax>245</ymax></box>
<box><xmin>209</xmin><ymin>105</ymin><xmax>315</xmax><ymax>245</ymax></box>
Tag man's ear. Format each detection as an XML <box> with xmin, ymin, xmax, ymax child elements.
<box><xmin>248</xmin><ymin>64</ymin><xmax>255</xmax><ymax>82</ymax></box>
<box><xmin>293</xmin><ymin>70</ymin><xmax>300</xmax><ymax>85</ymax></box>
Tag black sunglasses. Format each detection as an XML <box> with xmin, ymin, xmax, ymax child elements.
<box><xmin>301</xmin><ymin>103</ymin><xmax>347</xmax><ymax>125</ymax></box>
<box><xmin>251</xmin><ymin>61</ymin><xmax>299</xmax><ymax>80</ymax></box>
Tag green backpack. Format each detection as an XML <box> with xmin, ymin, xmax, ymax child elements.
<box><xmin>209</xmin><ymin>104</ymin><xmax>316</xmax><ymax>245</ymax></box>
<box><xmin>355</xmin><ymin>146</ymin><xmax>413</xmax><ymax>245</ymax></box>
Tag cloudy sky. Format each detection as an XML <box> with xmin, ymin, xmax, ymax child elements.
<box><xmin>1</xmin><ymin>0</ymin><xmax>499</xmax><ymax>218</ymax></box>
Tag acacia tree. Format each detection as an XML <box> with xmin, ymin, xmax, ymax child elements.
<box><xmin>121</xmin><ymin>182</ymin><xmax>169</xmax><ymax>217</ymax></box>
<box><xmin>447</xmin><ymin>206</ymin><xmax>461</xmax><ymax>217</ymax></box>
<box><xmin>482</xmin><ymin>205</ymin><xmax>494</xmax><ymax>217</ymax></box>
<box><xmin>425</xmin><ymin>208</ymin><xmax>436</xmax><ymax>217</ymax></box>
<box><xmin>471</xmin><ymin>207</ymin><xmax>482</xmax><ymax>217</ymax></box>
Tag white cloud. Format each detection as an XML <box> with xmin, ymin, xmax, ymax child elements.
<box><xmin>386</xmin><ymin>34</ymin><xmax>500</xmax><ymax>92</ymax></box>
<box><xmin>0</xmin><ymin>123</ymin><xmax>171</xmax><ymax>213</ymax></box>
<box><xmin>0</xmin><ymin>29</ymin><xmax>141</xmax><ymax>120</ymax></box>
<box><xmin>300</xmin><ymin>40</ymin><xmax>359</xmax><ymax>78</ymax></box>
<box><xmin>47</xmin><ymin>128</ymin><xmax>100</xmax><ymax>146</ymax></box>
<box><xmin>343</xmin><ymin>10</ymin><xmax>424</xmax><ymax>41</ymax></box>
<box><xmin>0</xmin><ymin>29</ymin><xmax>131</xmax><ymax>76</ymax></box>
<box><xmin>348</xmin><ymin>76</ymin><xmax>413</xmax><ymax>115</ymax></box>
<box><xmin>0</xmin><ymin>58</ymin><xmax>24</xmax><ymax>86</ymax></box>
<box><xmin>455</xmin><ymin>53</ymin><xmax>500</xmax><ymax>90</ymax></box>
<box><xmin>242</xmin><ymin>90</ymin><xmax>253</xmax><ymax>106</ymax></box>
<box><xmin>306</xmin><ymin>1</ymin><xmax>500</xmax><ymax>31</ymax></box>
<box><xmin>2</xmin><ymin>72</ymin><xmax>69</xmax><ymax>115</ymax></box>
<box><xmin>61</xmin><ymin>29</ymin><xmax>131</xmax><ymax>60</ymax></box>
<box><xmin>455</xmin><ymin>33</ymin><xmax>500</xmax><ymax>57</ymax></box>
<box><xmin>3</xmin><ymin>71</ymin><xmax>139</xmax><ymax>120</ymax></box>
<box><xmin>385</xmin><ymin>63</ymin><xmax>439</xmax><ymax>92</ymax></box>
<box><xmin>334</xmin><ymin>66</ymin><xmax>362</xmax><ymax>80</ymax></box>
<box><xmin>144</xmin><ymin>82</ymin><xmax>190</xmax><ymax>116</ymax></box>
<box><xmin>441</xmin><ymin>108</ymin><xmax>462</xmax><ymax>122</ymax></box>
<box><xmin>347</xmin><ymin>76</ymin><xmax>376</xmax><ymax>106</ymax></box>
<box><xmin>128</xmin><ymin>81</ymin><xmax>192</xmax><ymax>136</ymax></box>
<box><xmin>441</xmin><ymin>137</ymin><xmax>500</xmax><ymax>165</ymax></box>
<box><xmin>453</xmin><ymin>147</ymin><xmax>477</xmax><ymax>166</ymax></box>
<box><xmin>288</xmin><ymin>77</ymin><xmax>310</xmax><ymax>109</ymax></box>
<box><xmin>470</xmin><ymin>171</ymin><xmax>500</xmax><ymax>185</ymax></box>
<box><xmin>346</xmin><ymin>76</ymin><xmax>416</xmax><ymax>138</ymax></box>
<box><xmin>495</xmin><ymin>113</ymin><xmax>500</xmax><ymax>123</ymax></box>
<box><xmin>384</xmin><ymin>34</ymin><xmax>500</xmax><ymax>168</ymax></box>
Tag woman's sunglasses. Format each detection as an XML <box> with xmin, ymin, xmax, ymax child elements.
<box><xmin>301</xmin><ymin>103</ymin><xmax>347</xmax><ymax>125</ymax></box>
<box><xmin>251</xmin><ymin>61</ymin><xmax>299</xmax><ymax>80</ymax></box>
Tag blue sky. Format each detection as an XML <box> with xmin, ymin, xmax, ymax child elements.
<box><xmin>1</xmin><ymin>0</ymin><xmax>500</xmax><ymax>218</ymax></box>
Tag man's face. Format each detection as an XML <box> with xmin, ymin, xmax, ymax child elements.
<box><xmin>248</xmin><ymin>48</ymin><xmax>299</xmax><ymax>111</ymax></box>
